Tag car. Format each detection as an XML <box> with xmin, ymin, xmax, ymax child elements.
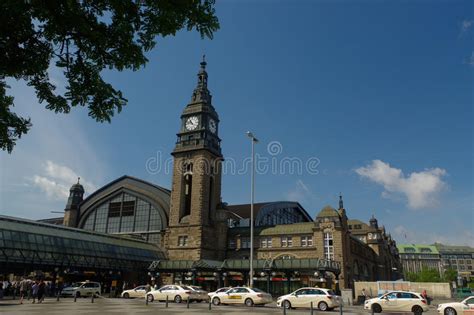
<box><xmin>364</xmin><ymin>291</ymin><xmax>429</xmax><ymax>315</ymax></box>
<box><xmin>188</xmin><ymin>285</ymin><xmax>209</xmax><ymax>302</ymax></box>
<box><xmin>61</xmin><ymin>281</ymin><xmax>101</xmax><ymax>297</ymax></box>
<box><xmin>208</xmin><ymin>287</ymin><xmax>230</xmax><ymax>297</ymax></box>
<box><xmin>437</xmin><ymin>296</ymin><xmax>474</xmax><ymax>315</ymax></box>
<box><xmin>277</xmin><ymin>287</ymin><xmax>341</xmax><ymax>310</ymax></box>
<box><xmin>209</xmin><ymin>286</ymin><xmax>273</xmax><ymax>307</ymax></box>
<box><xmin>121</xmin><ymin>285</ymin><xmax>147</xmax><ymax>299</ymax></box>
<box><xmin>145</xmin><ymin>284</ymin><xmax>200</xmax><ymax>303</ymax></box>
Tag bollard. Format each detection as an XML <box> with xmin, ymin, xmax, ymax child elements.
<box><xmin>311</xmin><ymin>301</ymin><xmax>314</xmax><ymax>315</ymax></box>
<box><xmin>56</xmin><ymin>292</ymin><xmax>60</xmax><ymax>301</ymax></box>
<box><xmin>371</xmin><ymin>306</ymin><xmax>374</xmax><ymax>315</ymax></box>
<box><xmin>146</xmin><ymin>295</ymin><xmax>148</xmax><ymax>305</ymax></box>
<box><xmin>91</xmin><ymin>293</ymin><xmax>95</xmax><ymax>303</ymax></box>
<box><xmin>283</xmin><ymin>303</ymin><xmax>287</xmax><ymax>315</ymax></box>
<box><xmin>74</xmin><ymin>293</ymin><xmax>77</xmax><ymax>302</ymax></box>
<box><xmin>165</xmin><ymin>295</ymin><xmax>168</xmax><ymax>308</ymax></box>
<box><xmin>187</xmin><ymin>297</ymin><xmax>190</xmax><ymax>309</ymax></box>
<box><xmin>208</xmin><ymin>299</ymin><xmax>212</xmax><ymax>310</ymax></box>
<box><xmin>340</xmin><ymin>302</ymin><xmax>343</xmax><ymax>315</ymax></box>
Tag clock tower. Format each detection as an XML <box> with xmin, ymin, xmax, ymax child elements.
<box><xmin>165</xmin><ymin>57</ymin><xmax>226</xmax><ymax>260</ymax></box>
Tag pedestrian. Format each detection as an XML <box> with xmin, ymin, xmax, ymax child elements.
<box><xmin>32</xmin><ymin>281</ymin><xmax>39</xmax><ymax>303</ymax></box>
<box><xmin>0</xmin><ymin>282</ymin><xmax>4</xmax><ymax>299</ymax></box>
<box><xmin>421</xmin><ymin>289</ymin><xmax>431</xmax><ymax>305</ymax></box>
<box><xmin>19</xmin><ymin>278</ymin><xmax>28</xmax><ymax>304</ymax></box>
<box><xmin>37</xmin><ymin>280</ymin><xmax>45</xmax><ymax>303</ymax></box>
<box><xmin>145</xmin><ymin>283</ymin><xmax>151</xmax><ymax>293</ymax></box>
<box><xmin>362</xmin><ymin>288</ymin><xmax>368</xmax><ymax>300</ymax></box>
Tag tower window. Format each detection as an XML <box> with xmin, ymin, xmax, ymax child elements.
<box><xmin>178</xmin><ymin>236</ymin><xmax>188</xmax><ymax>247</ymax></box>
<box><xmin>183</xmin><ymin>174</ymin><xmax>193</xmax><ymax>217</ymax></box>
<box><xmin>323</xmin><ymin>232</ymin><xmax>334</xmax><ymax>260</ymax></box>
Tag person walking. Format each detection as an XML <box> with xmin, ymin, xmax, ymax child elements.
<box><xmin>37</xmin><ymin>280</ymin><xmax>45</xmax><ymax>303</ymax></box>
<box><xmin>31</xmin><ymin>281</ymin><xmax>39</xmax><ymax>303</ymax></box>
<box><xmin>19</xmin><ymin>278</ymin><xmax>28</xmax><ymax>304</ymax></box>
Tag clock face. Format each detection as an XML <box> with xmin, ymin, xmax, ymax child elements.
<box><xmin>209</xmin><ymin>119</ymin><xmax>217</xmax><ymax>133</ymax></box>
<box><xmin>185</xmin><ymin>116</ymin><xmax>199</xmax><ymax>131</ymax></box>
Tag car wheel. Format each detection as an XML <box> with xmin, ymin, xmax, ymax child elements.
<box><xmin>75</xmin><ymin>292</ymin><xmax>81</xmax><ymax>298</ymax></box>
<box><xmin>212</xmin><ymin>297</ymin><xmax>221</xmax><ymax>305</ymax></box>
<box><xmin>319</xmin><ymin>301</ymin><xmax>329</xmax><ymax>311</ymax></box>
<box><xmin>283</xmin><ymin>300</ymin><xmax>292</xmax><ymax>309</ymax></box>
<box><xmin>174</xmin><ymin>295</ymin><xmax>182</xmax><ymax>303</ymax></box>
<box><xmin>372</xmin><ymin>303</ymin><xmax>382</xmax><ymax>313</ymax></box>
<box><xmin>146</xmin><ymin>294</ymin><xmax>154</xmax><ymax>302</ymax></box>
<box><xmin>245</xmin><ymin>298</ymin><xmax>254</xmax><ymax>307</ymax></box>
<box><xmin>196</xmin><ymin>300</ymin><xmax>202</xmax><ymax>303</ymax></box>
<box><xmin>444</xmin><ymin>308</ymin><xmax>457</xmax><ymax>315</ymax></box>
<box><xmin>412</xmin><ymin>305</ymin><xmax>423</xmax><ymax>315</ymax></box>
<box><xmin>123</xmin><ymin>293</ymin><xmax>129</xmax><ymax>299</ymax></box>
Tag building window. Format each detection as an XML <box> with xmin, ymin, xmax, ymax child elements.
<box><xmin>301</xmin><ymin>235</ymin><xmax>313</xmax><ymax>247</ymax></box>
<box><xmin>228</xmin><ymin>238</ymin><xmax>236</xmax><ymax>249</ymax></box>
<box><xmin>260</xmin><ymin>237</ymin><xmax>272</xmax><ymax>248</ymax></box>
<box><xmin>178</xmin><ymin>236</ymin><xmax>188</xmax><ymax>247</ymax></box>
<box><xmin>281</xmin><ymin>236</ymin><xmax>293</xmax><ymax>247</ymax></box>
<box><xmin>323</xmin><ymin>232</ymin><xmax>334</xmax><ymax>260</ymax></box>
<box><xmin>108</xmin><ymin>202</ymin><xmax>121</xmax><ymax>217</ymax></box>
<box><xmin>241</xmin><ymin>237</ymin><xmax>250</xmax><ymax>249</ymax></box>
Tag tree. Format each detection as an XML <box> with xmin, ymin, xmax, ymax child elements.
<box><xmin>0</xmin><ymin>0</ymin><xmax>219</xmax><ymax>153</ymax></box>
<box><xmin>443</xmin><ymin>268</ymin><xmax>457</xmax><ymax>282</ymax></box>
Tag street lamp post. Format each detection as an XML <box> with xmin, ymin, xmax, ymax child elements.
<box><xmin>246</xmin><ymin>131</ymin><xmax>258</xmax><ymax>288</ymax></box>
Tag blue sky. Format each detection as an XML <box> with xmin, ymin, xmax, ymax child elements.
<box><xmin>1</xmin><ymin>0</ymin><xmax>473</xmax><ymax>246</ymax></box>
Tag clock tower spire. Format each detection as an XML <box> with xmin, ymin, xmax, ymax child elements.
<box><xmin>166</xmin><ymin>58</ymin><xmax>226</xmax><ymax>261</ymax></box>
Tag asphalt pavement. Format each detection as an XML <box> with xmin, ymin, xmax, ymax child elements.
<box><xmin>0</xmin><ymin>296</ymin><xmax>443</xmax><ymax>315</ymax></box>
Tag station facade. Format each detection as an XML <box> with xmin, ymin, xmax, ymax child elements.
<box><xmin>32</xmin><ymin>58</ymin><xmax>402</xmax><ymax>294</ymax></box>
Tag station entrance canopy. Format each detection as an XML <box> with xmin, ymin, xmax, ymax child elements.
<box><xmin>148</xmin><ymin>258</ymin><xmax>341</xmax><ymax>275</ymax></box>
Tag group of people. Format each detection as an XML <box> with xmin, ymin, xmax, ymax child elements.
<box><xmin>0</xmin><ymin>278</ymin><xmax>49</xmax><ymax>304</ymax></box>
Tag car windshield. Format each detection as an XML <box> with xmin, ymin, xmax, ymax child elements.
<box><xmin>71</xmin><ymin>282</ymin><xmax>82</xmax><ymax>288</ymax></box>
<box><xmin>182</xmin><ymin>286</ymin><xmax>193</xmax><ymax>291</ymax></box>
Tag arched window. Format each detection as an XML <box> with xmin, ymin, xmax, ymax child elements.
<box><xmin>183</xmin><ymin>173</ymin><xmax>193</xmax><ymax>217</ymax></box>
<box><xmin>80</xmin><ymin>192</ymin><xmax>166</xmax><ymax>243</ymax></box>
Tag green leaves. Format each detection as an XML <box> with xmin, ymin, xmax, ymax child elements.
<box><xmin>0</xmin><ymin>0</ymin><xmax>219</xmax><ymax>153</ymax></box>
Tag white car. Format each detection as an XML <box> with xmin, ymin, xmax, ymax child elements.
<box><xmin>146</xmin><ymin>284</ymin><xmax>199</xmax><ymax>303</ymax></box>
<box><xmin>437</xmin><ymin>296</ymin><xmax>474</xmax><ymax>315</ymax></box>
<box><xmin>61</xmin><ymin>281</ymin><xmax>101</xmax><ymax>297</ymax></box>
<box><xmin>208</xmin><ymin>287</ymin><xmax>230</xmax><ymax>297</ymax></box>
<box><xmin>277</xmin><ymin>287</ymin><xmax>340</xmax><ymax>310</ymax></box>
<box><xmin>364</xmin><ymin>291</ymin><xmax>429</xmax><ymax>315</ymax></box>
<box><xmin>210</xmin><ymin>287</ymin><xmax>273</xmax><ymax>307</ymax></box>
<box><xmin>121</xmin><ymin>285</ymin><xmax>147</xmax><ymax>299</ymax></box>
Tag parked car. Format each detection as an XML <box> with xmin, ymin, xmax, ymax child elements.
<box><xmin>188</xmin><ymin>285</ymin><xmax>209</xmax><ymax>302</ymax></box>
<box><xmin>277</xmin><ymin>287</ymin><xmax>340</xmax><ymax>310</ymax></box>
<box><xmin>208</xmin><ymin>287</ymin><xmax>230</xmax><ymax>297</ymax></box>
<box><xmin>61</xmin><ymin>281</ymin><xmax>101</xmax><ymax>297</ymax></box>
<box><xmin>437</xmin><ymin>296</ymin><xmax>474</xmax><ymax>315</ymax></box>
<box><xmin>364</xmin><ymin>291</ymin><xmax>429</xmax><ymax>315</ymax></box>
<box><xmin>146</xmin><ymin>284</ymin><xmax>199</xmax><ymax>303</ymax></box>
<box><xmin>121</xmin><ymin>285</ymin><xmax>147</xmax><ymax>299</ymax></box>
<box><xmin>209</xmin><ymin>287</ymin><xmax>272</xmax><ymax>307</ymax></box>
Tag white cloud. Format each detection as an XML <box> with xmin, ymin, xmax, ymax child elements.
<box><xmin>355</xmin><ymin>160</ymin><xmax>447</xmax><ymax>209</ymax></box>
<box><xmin>461</xmin><ymin>20</ymin><xmax>474</xmax><ymax>33</ymax></box>
<box><xmin>31</xmin><ymin>161</ymin><xmax>97</xmax><ymax>201</ymax></box>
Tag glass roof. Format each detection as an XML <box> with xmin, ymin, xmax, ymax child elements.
<box><xmin>0</xmin><ymin>216</ymin><xmax>166</xmax><ymax>271</ymax></box>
